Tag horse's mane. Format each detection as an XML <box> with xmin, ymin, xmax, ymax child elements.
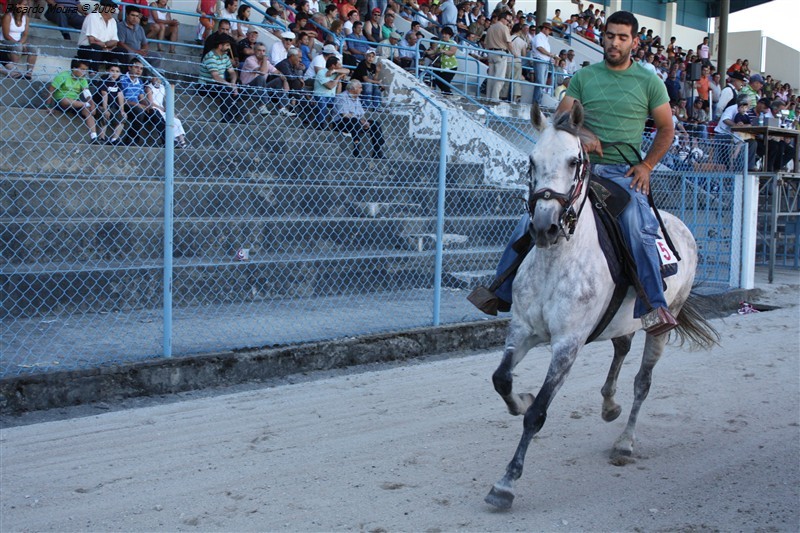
<box><xmin>551</xmin><ymin>109</ymin><xmax>600</xmax><ymax>151</ymax></box>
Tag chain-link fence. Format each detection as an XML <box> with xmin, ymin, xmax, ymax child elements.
<box><xmin>1</xmin><ymin>54</ymin><xmax>753</xmax><ymax>378</ymax></box>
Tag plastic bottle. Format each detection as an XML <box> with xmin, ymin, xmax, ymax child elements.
<box><xmin>758</xmin><ymin>112</ymin><xmax>765</xmax><ymax>126</ymax></box>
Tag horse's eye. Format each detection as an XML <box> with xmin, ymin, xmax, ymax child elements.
<box><xmin>568</xmin><ymin>158</ymin><xmax>580</xmax><ymax>168</ymax></box>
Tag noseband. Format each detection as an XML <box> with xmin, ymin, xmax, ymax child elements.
<box><xmin>526</xmin><ymin>141</ymin><xmax>590</xmax><ymax>242</ymax></box>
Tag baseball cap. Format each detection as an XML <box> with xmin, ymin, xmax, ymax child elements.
<box><xmin>366</xmin><ymin>48</ymin><xmax>377</xmax><ymax>55</ymax></box>
<box><xmin>280</xmin><ymin>31</ymin><xmax>296</xmax><ymax>40</ymax></box>
<box><xmin>322</xmin><ymin>44</ymin><xmax>338</xmax><ymax>54</ymax></box>
<box><xmin>372</xmin><ymin>7</ymin><xmax>381</xmax><ymax>14</ymax></box>
<box><xmin>749</xmin><ymin>73</ymin><xmax>765</xmax><ymax>84</ymax></box>
<box><xmin>389</xmin><ymin>31</ymin><xmax>402</xmax><ymax>40</ymax></box>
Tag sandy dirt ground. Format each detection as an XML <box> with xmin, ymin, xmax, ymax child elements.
<box><xmin>1</xmin><ymin>282</ymin><xmax>798</xmax><ymax>532</ymax></box>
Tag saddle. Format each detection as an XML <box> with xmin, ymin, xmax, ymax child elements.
<box><xmin>468</xmin><ymin>174</ymin><xmax>681</xmax><ymax>343</ymax></box>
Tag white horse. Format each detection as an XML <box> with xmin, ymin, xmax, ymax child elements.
<box><xmin>485</xmin><ymin>102</ymin><xmax>719</xmax><ymax>510</ymax></box>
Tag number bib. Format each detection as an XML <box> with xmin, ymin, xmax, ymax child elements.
<box><xmin>656</xmin><ymin>238</ymin><xmax>678</xmax><ymax>266</ymax></box>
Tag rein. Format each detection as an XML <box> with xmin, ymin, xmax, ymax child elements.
<box><xmin>526</xmin><ymin>140</ymin><xmax>590</xmax><ymax>242</ymax></box>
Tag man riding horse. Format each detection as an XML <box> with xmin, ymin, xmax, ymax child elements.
<box><xmin>483</xmin><ymin>10</ymin><xmax>678</xmax><ymax>335</ymax></box>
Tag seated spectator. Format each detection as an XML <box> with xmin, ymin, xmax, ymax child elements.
<box><xmin>342</xmin><ymin>7</ymin><xmax>359</xmax><ymax>36</ymax></box>
<box><xmin>313</xmin><ymin>54</ymin><xmax>348</xmax><ymax>129</ymax></box>
<box><xmin>235</xmin><ymin>4</ymin><xmax>252</xmax><ymax>36</ymax></box>
<box><xmin>463</xmin><ymin>31</ymin><xmax>487</xmax><ymax>64</ymax></box>
<box><xmin>686</xmin><ymin>98</ymin><xmax>709</xmax><ymax>139</ymax></box>
<box><xmin>1</xmin><ymin>0</ymin><xmax>38</xmax><ymax>79</ymax></box>
<box><xmin>297</xmin><ymin>32</ymin><xmax>312</xmax><ymax>70</ymax></box>
<box><xmin>714</xmin><ymin>95</ymin><xmax>757</xmax><ymax>170</ymax></box>
<box><xmin>332</xmin><ymin>80</ymin><xmax>385</xmax><ymax>158</ymax></box>
<box><xmin>240</xmin><ymin>41</ymin><xmax>295</xmax><ymax>116</ymax></box>
<box><xmin>220</xmin><ymin>0</ymin><xmax>244</xmax><ymax>41</ymax></box>
<box><xmin>380</xmin><ymin>11</ymin><xmax>397</xmax><ymax>41</ymax></box>
<box><xmin>304</xmin><ymin>43</ymin><xmax>338</xmax><ymax>88</ymax></box>
<box><xmin>363</xmin><ymin>8</ymin><xmax>382</xmax><ymax>42</ymax></box>
<box><xmin>116</xmin><ymin>7</ymin><xmax>162</xmax><ymax>69</ymax></box>
<box><xmin>236</xmin><ymin>28</ymin><xmax>259</xmax><ymax>64</ymax></box>
<box><xmin>395</xmin><ymin>31</ymin><xmax>419</xmax><ymax>71</ymax></box>
<box><xmin>94</xmin><ymin>64</ymin><xmax>125</xmax><ymax>144</ymax></box>
<box><xmin>554</xmin><ymin>75</ymin><xmax>570</xmax><ymax>101</ymax></box>
<box><xmin>195</xmin><ymin>0</ymin><xmax>215</xmax><ymax>42</ymax></box>
<box><xmin>674</xmin><ymin>97</ymin><xmax>689</xmax><ymax>122</ymax></box>
<box><xmin>274</xmin><ymin>47</ymin><xmax>308</xmax><ymax>119</ymax></box>
<box><xmin>551</xmin><ymin>8</ymin><xmax>565</xmax><ymax>30</ymax></box>
<box><xmin>147</xmin><ymin>75</ymin><xmax>188</xmax><ymax>147</ymax></box>
<box><xmin>468</xmin><ymin>13</ymin><xmax>486</xmax><ymax>38</ymax></box>
<box><xmin>378</xmin><ymin>31</ymin><xmax>401</xmax><ymax>62</ymax></box>
<box><xmin>761</xmin><ymin>99</ymin><xmax>794</xmax><ymax>171</ymax></box>
<box><xmin>346</xmin><ymin>21</ymin><xmax>371</xmax><ymax>64</ymax></box>
<box><xmin>351</xmin><ymin>48</ymin><xmax>382</xmax><ymax>108</ymax></box>
<box><xmin>120</xmin><ymin>58</ymin><xmax>164</xmax><ymax>144</ymax></box>
<box><xmin>271</xmin><ymin>31</ymin><xmax>295</xmax><ymax>66</ymax></box>
<box><xmin>45</xmin><ymin>0</ymin><xmax>88</xmax><ymax>40</ymax></box>
<box><xmin>76</xmin><ymin>0</ymin><xmax>122</xmax><ymax>72</ymax></box>
<box><xmin>147</xmin><ymin>0</ymin><xmax>179</xmax><ymax>53</ymax></box>
<box><xmin>45</xmin><ymin>58</ymin><xmax>99</xmax><ymax>142</ymax></box>
<box><xmin>119</xmin><ymin>0</ymin><xmax>149</xmax><ymax>24</ymax></box>
<box><xmin>733</xmin><ymin>107</ymin><xmax>751</xmax><ymax>126</ymax></box>
<box><xmin>202</xmin><ymin>20</ymin><xmax>237</xmax><ymax>67</ymax></box>
<box><xmin>198</xmin><ymin>35</ymin><xmax>241</xmax><ymax>122</ymax></box>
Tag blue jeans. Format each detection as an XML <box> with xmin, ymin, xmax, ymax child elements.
<box><xmin>533</xmin><ymin>60</ymin><xmax>549</xmax><ymax>104</ymax></box>
<box><xmin>314</xmin><ymin>95</ymin><xmax>333</xmax><ymax>128</ymax></box>
<box><xmin>361</xmin><ymin>82</ymin><xmax>381</xmax><ymax>108</ymax></box>
<box><xmin>496</xmin><ymin>164</ymin><xmax>667</xmax><ymax>318</ymax></box>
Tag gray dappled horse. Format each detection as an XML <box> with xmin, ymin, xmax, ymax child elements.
<box><xmin>485</xmin><ymin>102</ymin><xmax>719</xmax><ymax>510</ymax></box>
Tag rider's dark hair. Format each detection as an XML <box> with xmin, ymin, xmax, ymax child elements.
<box><xmin>606</xmin><ymin>10</ymin><xmax>638</xmax><ymax>37</ymax></box>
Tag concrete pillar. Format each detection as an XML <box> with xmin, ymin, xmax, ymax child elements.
<box><xmin>536</xmin><ymin>0</ymin><xmax>547</xmax><ymax>27</ymax></box>
<box><xmin>717</xmin><ymin>0</ymin><xmax>729</xmax><ymax>74</ymax></box>
<box><xmin>607</xmin><ymin>0</ymin><xmax>622</xmax><ymax>15</ymax></box>
<box><xmin>664</xmin><ymin>1</ymin><xmax>677</xmax><ymax>47</ymax></box>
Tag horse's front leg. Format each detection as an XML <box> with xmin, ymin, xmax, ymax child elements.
<box><xmin>612</xmin><ymin>332</ymin><xmax>668</xmax><ymax>457</ymax></box>
<box><xmin>492</xmin><ymin>322</ymin><xmax>540</xmax><ymax>416</ymax></box>
<box><xmin>486</xmin><ymin>337</ymin><xmax>582</xmax><ymax>509</ymax></box>
<box><xmin>601</xmin><ymin>333</ymin><xmax>635</xmax><ymax>422</ymax></box>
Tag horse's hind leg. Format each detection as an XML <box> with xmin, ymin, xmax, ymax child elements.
<box><xmin>612</xmin><ymin>332</ymin><xmax>668</xmax><ymax>457</ymax></box>
<box><xmin>601</xmin><ymin>333</ymin><xmax>635</xmax><ymax>422</ymax></box>
<box><xmin>492</xmin><ymin>323</ymin><xmax>540</xmax><ymax>416</ymax></box>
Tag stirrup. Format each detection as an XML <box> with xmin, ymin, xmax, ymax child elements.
<box><xmin>641</xmin><ymin>307</ymin><xmax>678</xmax><ymax>336</ymax></box>
<box><xmin>467</xmin><ymin>286</ymin><xmax>510</xmax><ymax>316</ymax></box>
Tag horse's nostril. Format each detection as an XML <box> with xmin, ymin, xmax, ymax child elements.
<box><xmin>547</xmin><ymin>224</ymin><xmax>559</xmax><ymax>237</ymax></box>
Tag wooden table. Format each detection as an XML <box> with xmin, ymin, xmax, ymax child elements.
<box><xmin>730</xmin><ymin>125</ymin><xmax>799</xmax><ymax>172</ymax></box>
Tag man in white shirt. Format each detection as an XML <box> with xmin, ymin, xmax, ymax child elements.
<box><xmin>271</xmin><ymin>31</ymin><xmax>295</xmax><ymax>66</ymax></box>
<box><xmin>76</xmin><ymin>0</ymin><xmax>120</xmax><ymax>71</ymax></box>
<box><xmin>564</xmin><ymin>49</ymin><xmax>578</xmax><ymax>76</ymax></box>
<box><xmin>304</xmin><ymin>44</ymin><xmax>338</xmax><ymax>84</ymax></box>
<box><xmin>714</xmin><ymin>71</ymin><xmax>746</xmax><ymax>119</ymax></box>
<box><xmin>531</xmin><ymin>22</ymin><xmax>555</xmax><ymax>103</ymax></box>
<box><xmin>714</xmin><ymin>95</ymin><xmax>757</xmax><ymax>170</ymax></box>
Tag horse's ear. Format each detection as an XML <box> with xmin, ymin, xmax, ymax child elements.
<box><xmin>569</xmin><ymin>100</ymin><xmax>584</xmax><ymax>129</ymax></box>
<box><xmin>530</xmin><ymin>102</ymin><xmax>546</xmax><ymax>132</ymax></box>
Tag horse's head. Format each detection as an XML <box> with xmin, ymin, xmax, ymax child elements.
<box><xmin>526</xmin><ymin>101</ymin><xmax>596</xmax><ymax>248</ymax></box>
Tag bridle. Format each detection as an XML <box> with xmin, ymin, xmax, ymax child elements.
<box><xmin>526</xmin><ymin>140</ymin><xmax>590</xmax><ymax>242</ymax></box>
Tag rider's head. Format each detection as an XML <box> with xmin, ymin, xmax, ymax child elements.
<box><xmin>605</xmin><ymin>10</ymin><xmax>638</xmax><ymax>39</ymax></box>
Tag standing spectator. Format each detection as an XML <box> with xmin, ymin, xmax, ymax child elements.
<box><xmin>77</xmin><ymin>0</ymin><xmax>121</xmax><ymax>72</ymax></box>
<box><xmin>1</xmin><ymin>0</ymin><xmax>38</xmax><ymax>79</ymax></box>
<box><xmin>351</xmin><ymin>48</ymin><xmax>382</xmax><ymax>108</ymax></box>
<box><xmin>119</xmin><ymin>58</ymin><xmax>164</xmax><ymax>144</ymax></box>
<box><xmin>44</xmin><ymin>0</ymin><xmax>88</xmax><ymax>40</ymax></box>
<box><xmin>715</xmin><ymin>71</ymin><xmax>746</xmax><ymax>118</ymax></box>
<box><xmin>116</xmin><ymin>7</ymin><xmax>162</xmax><ymax>69</ymax></box>
<box><xmin>195</xmin><ymin>0</ymin><xmax>215</xmax><ymax>42</ymax></box>
<box><xmin>507</xmin><ymin>22</ymin><xmax>528</xmax><ymax>103</ymax></box>
<box><xmin>240</xmin><ymin>41</ymin><xmax>294</xmax><ymax>116</ymax></box>
<box><xmin>664</xmin><ymin>65</ymin><xmax>680</xmax><ymax>103</ymax></box>
<box><xmin>694</xmin><ymin>64</ymin><xmax>710</xmax><ymax>102</ymax></box>
<box><xmin>708</xmin><ymin>71</ymin><xmax>722</xmax><ymax>108</ymax></box>
<box><xmin>147</xmin><ymin>75</ymin><xmax>188</xmax><ymax>147</ymax></box>
<box><xmin>199</xmin><ymin>36</ymin><xmax>241</xmax><ymax>122</ymax></box>
<box><xmin>426</xmin><ymin>26</ymin><xmax>458</xmax><ymax>95</ymax></box>
<box><xmin>437</xmin><ymin>0</ymin><xmax>457</xmax><ymax>34</ymax></box>
<box><xmin>271</xmin><ymin>31</ymin><xmax>295</xmax><ymax>66</ymax></box>
<box><xmin>697</xmin><ymin>36</ymin><xmax>710</xmax><ymax>67</ymax></box>
<box><xmin>484</xmin><ymin>11</ymin><xmax>512</xmax><ymax>101</ymax></box>
<box><xmin>332</xmin><ymin>79</ymin><xmax>385</xmax><ymax>158</ymax></box>
<box><xmin>147</xmin><ymin>0</ymin><xmax>179</xmax><ymax>53</ymax></box>
<box><xmin>45</xmin><ymin>58</ymin><xmax>99</xmax><ymax>142</ymax></box>
<box><xmin>531</xmin><ymin>21</ymin><xmax>555</xmax><ymax>103</ymax></box>
<box><xmin>313</xmin><ymin>54</ymin><xmax>348</xmax><ymax>128</ymax></box>
<box><xmin>95</xmin><ymin>63</ymin><xmax>125</xmax><ymax>144</ymax></box>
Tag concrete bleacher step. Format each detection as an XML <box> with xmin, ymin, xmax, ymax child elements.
<box><xmin>1</xmin><ymin>245</ymin><xmax>506</xmax><ymax>318</ymax></box>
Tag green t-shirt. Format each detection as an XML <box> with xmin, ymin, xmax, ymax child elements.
<box><xmin>50</xmin><ymin>70</ymin><xmax>89</xmax><ymax>102</ymax></box>
<box><xmin>565</xmin><ymin>61</ymin><xmax>669</xmax><ymax>165</ymax></box>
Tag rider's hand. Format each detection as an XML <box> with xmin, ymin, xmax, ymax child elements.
<box><xmin>625</xmin><ymin>163</ymin><xmax>652</xmax><ymax>195</ymax></box>
<box><xmin>583</xmin><ymin>138</ymin><xmax>603</xmax><ymax>157</ymax></box>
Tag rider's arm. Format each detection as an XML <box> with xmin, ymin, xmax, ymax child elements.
<box><xmin>625</xmin><ymin>101</ymin><xmax>674</xmax><ymax>195</ymax></box>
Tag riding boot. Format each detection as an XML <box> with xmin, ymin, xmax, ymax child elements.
<box><xmin>641</xmin><ymin>307</ymin><xmax>678</xmax><ymax>336</ymax></box>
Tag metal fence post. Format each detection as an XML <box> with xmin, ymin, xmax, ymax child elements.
<box><xmin>163</xmin><ymin>81</ymin><xmax>175</xmax><ymax>358</ymax></box>
<box><xmin>412</xmin><ymin>89</ymin><xmax>447</xmax><ymax>326</ymax></box>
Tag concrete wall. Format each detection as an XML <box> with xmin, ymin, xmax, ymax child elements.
<box><xmin>762</xmin><ymin>37</ymin><xmax>799</xmax><ymax>89</ymax></box>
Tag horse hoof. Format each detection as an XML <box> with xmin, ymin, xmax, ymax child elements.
<box><xmin>485</xmin><ymin>485</ymin><xmax>515</xmax><ymax>510</ymax></box>
<box><xmin>602</xmin><ymin>405</ymin><xmax>622</xmax><ymax>422</ymax></box>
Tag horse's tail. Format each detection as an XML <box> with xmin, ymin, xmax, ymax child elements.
<box><xmin>672</xmin><ymin>291</ymin><xmax>721</xmax><ymax>350</ymax></box>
